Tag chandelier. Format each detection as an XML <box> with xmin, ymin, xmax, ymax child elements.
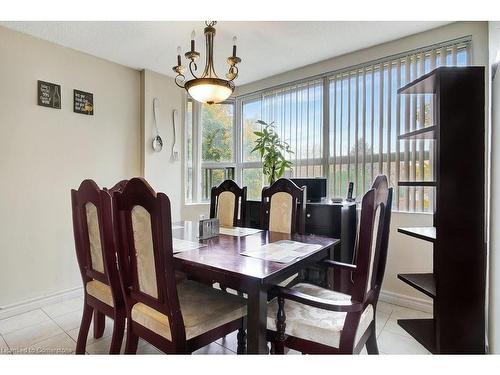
<box><xmin>173</xmin><ymin>21</ymin><xmax>241</xmax><ymax>105</ymax></box>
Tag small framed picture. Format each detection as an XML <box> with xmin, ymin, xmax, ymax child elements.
<box><xmin>73</xmin><ymin>89</ymin><xmax>94</xmax><ymax>115</ymax></box>
<box><xmin>37</xmin><ymin>80</ymin><xmax>61</xmax><ymax>109</ymax></box>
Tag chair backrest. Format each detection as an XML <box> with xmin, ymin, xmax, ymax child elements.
<box><xmin>105</xmin><ymin>179</ymin><xmax>128</xmax><ymax>194</ymax></box>
<box><xmin>112</xmin><ymin>177</ymin><xmax>185</xmax><ymax>341</ymax></box>
<box><xmin>350</xmin><ymin>175</ymin><xmax>393</xmax><ymax>305</ymax></box>
<box><xmin>209</xmin><ymin>180</ymin><xmax>247</xmax><ymax>227</ymax></box>
<box><xmin>71</xmin><ymin>179</ymin><xmax>122</xmax><ymax>306</ymax></box>
<box><xmin>260</xmin><ymin>178</ymin><xmax>306</xmax><ymax>234</ymax></box>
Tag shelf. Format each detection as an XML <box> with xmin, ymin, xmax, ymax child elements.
<box><xmin>398</xmin><ymin>68</ymin><xmax>439</xmax><ymax>94</ymax></box>
<box><xmin>394</xmin><ymin>67</ymin><xmax>486</xmax><ymax>354</ymax></box>
<box><xmin>398</xmin><ymin>71</ymin><xmax>437</xmax><ymax>94</ymax></box>
<box><xmin>398</xmin><ymin>273</ymin><xmax>436</xmax><ymax>298</ymax></box>
<box><xmin>398</xmin><ymin>227</ymin><xmax>436</xmax><ymax>242</ymax></box>
<box><xmin>398</xmin><ymin>181</ymin><xmax>436</xmax><ymax>187</ymax></box>
<box><xmin>398</xmin><ymin>67</ymin><xmax>483</xmax><ymax>95</ymax></box>
<box><xmin>397</xmin><ymin>319</ymin><xmax>436</xmax><ymax>354</ymax></box>
<box><xmin>398</xmin><ymin>126</ymin><xmax>437</xmax><ymax>140</ymax></box>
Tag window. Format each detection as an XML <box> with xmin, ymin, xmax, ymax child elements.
<box><xmin>328</xmin><ymin>40</ymin><xmax>470</xmax><ymax>211</ymax></box>
<box><xmin>201</xmin><ymin>103</ymin><xmax>234</xmax><ymax>163</ymax></box>
<box><xmin>241</xmin><ymin>167</ymin><xmax>263</xmax><ymax>201</ymax></box>
<box><xmin>185</xmin><ymin>100</ymin><xmax>194</xmax><ymax>202</ymax></box>
<box><xmin>239</xmin><ymin>81</ymin><xmax>324</xmax><ymax>200</ymax></box>
<box><xmin>242</xmin><ymin>98</ymin><xmax>262</xmax><ymax>163</ymax></box>
<box><xmin>185</xmin><ymin>37</ymin><xmax>471</xmax><ymax>212</ymax></box>
<box><xmin>261</xmin><ymin>80</ymin><xmax>324</xmax><ymax>177</ymax></box>
<box><xmin>241</xmin><ymin>98</ymin><xmax>264</xmax><ymax>200</ymax></box>
<box><xmin>185</xmin><ymin>100</ymin><xmax>235</xmax><ymax>203</ymax></box>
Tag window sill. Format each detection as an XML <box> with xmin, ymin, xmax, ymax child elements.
<box><xmin>184</xmin><ymin>202</ymin><xmax>210</xmax><ymax>207</ymax></box>
<box><xmin>356</xmin><ymin>206</ymin><xmax>434</xmax><ymax>216</ymax></box>
<box><xmin>391</xmin><ymin>210</ymin><xmax>434</xmax><ymax>216</ymax></box>
<box><xmin>183</xmin><ymin>201</ymin><xmax>433</xmax><ymax>215</ymax></box>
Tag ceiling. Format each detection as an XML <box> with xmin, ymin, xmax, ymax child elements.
<box><xmin>0</xmin><ymin>21</ymin><xmax>451</xmax><ymax>85</ymax></box>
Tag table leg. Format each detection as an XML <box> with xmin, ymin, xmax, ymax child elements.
<box><xmin>246</xmin><ymin>282</ymin><xmax>268</xmax><ymax>354</ymax></box>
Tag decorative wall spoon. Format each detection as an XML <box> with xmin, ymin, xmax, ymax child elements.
<box><xmin>152</xmin><ymin>97</ymin><xmax>163</xmax><ymax>152</ymax></box>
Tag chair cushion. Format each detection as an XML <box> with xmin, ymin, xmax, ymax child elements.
<box><xmin>267</xmin><ymin>283</ymin><xmax>373</xmax><ymax>348</ymax></box>
<box><xmin>131</xmin><ymin>205</ymin><xmax>158</xmax><ymax>299</ymax></box>
<box><xmin>85</xmin><ymin>202</ymin><xmax>105</xmax><ymax>273</ymax></box>
<box><xmin>131</xmin><ymin>280</ymin><xmax>246</xmax><ymax>341</ymax></box>
<box><xmin>269</xmin><ymin>192</ymin><xmax>293</xmax><ymax>234</ymax></box>
<box><xmin>86</xmin><ymin>280</ymin><xmax>114</xmax><ymax>307</ymax></box>
<box><xmin>217</xmin><ymin>191</ymin><xmax>236</xmax><ymax>228</ymax></box>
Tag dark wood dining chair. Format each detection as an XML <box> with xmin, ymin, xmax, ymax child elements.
<box><xmin>209</xmin><ymin>179</ymin><xmax>247</xmax><ymax>227</ymax></box>
<box><xmin>71</xmin><ymin>179</ymin><xmax>126</xmax><ymax>354</ymax></box>
<box><xmin>105</xmin><ymin>179</ymin><xmax>189</xmax><ymax>285</ymax></box>
<box><xmin>112</xmin><ymin>177</ymin><xmax>247</xmax><ymax>354</ymax></box>
<box><xmin>266</xmin><ymin>175</ymin><xmax>393</xmax><ymax>354</ymax></box>
<box><xmin>260</xmin><ymin>178</ymin><xmax>306</xmax><ymax>235</ymax></box>
<box><xmin>259</xmin><ymin>178</ymin><xmax>307</xmax><ymax>288</ymax></box>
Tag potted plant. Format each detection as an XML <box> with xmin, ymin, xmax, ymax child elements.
<box><xmin>251</xmin><ymin>120</ymin><xmax>293</xmax><ymax>185</ymax></box>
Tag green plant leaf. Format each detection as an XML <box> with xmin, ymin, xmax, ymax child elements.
<box><xmin>250</xmin><ymin>119</ymin><xmax>294</xmax><ymax>184</ymax></box>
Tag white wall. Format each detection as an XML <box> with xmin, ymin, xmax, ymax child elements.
<box><xmin>181</xmin><ymin>21</ymin><xmax>489</xmax><ymax>311</ymax></box>
<box><xmin>141</xmin><ymin>70</ymin><xmax>183</xmax><ymax>222</ymax></box>
<box><xmin>0</xmin><ymin>26</ymin><xmax>141</xmax><ymax>308</ymax></box>
<box><xmin>488</xmin><ymin>21</ymin><xmax>500</xmax><ymax>354</ymax></box>
<box><xmin>381</xmin><ymin>212</ymin><xmax>433</xmax><ymax>310</ymax></box>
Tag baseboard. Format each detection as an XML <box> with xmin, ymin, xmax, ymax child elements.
<box><xmin>0</xmin><ymin>286</ymin><xmax>83</xmax><ymax>320</ymax></box>
<box><xmin>379</xmin><ymin>289</ymin><xmax>433</xmax><ymax>314</ymax></box>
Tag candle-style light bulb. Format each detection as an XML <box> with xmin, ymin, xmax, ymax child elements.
<box><xmin>191</xmin><ymin>30</ymin><xmax>196</xmax><ymax>52</ymax></box>
<box><xmin>232</xmin><ymin>36</ymin><xmax>237</xmax><ymax>58</ymax></box>
<box><xmin>176</xmin><ymin>46</ymin><xmax>181</xmax><ymax>66</ymax></box>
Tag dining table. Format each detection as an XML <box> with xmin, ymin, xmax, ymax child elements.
<box><xmin>171</xmin><ymin>221</ymin><xmax>339</xmax><ymax>354</ymax></box>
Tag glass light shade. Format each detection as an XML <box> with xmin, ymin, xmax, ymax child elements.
<box><xmin>185</xmin><ymin>78</ymin><xmax>234</xmax><ymax>104</ymax></box>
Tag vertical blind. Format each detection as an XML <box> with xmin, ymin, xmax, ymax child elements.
<box><xmin>261</xmin><ymin>79</ymin><xmax>324</xmax><ymax>178</ymax></box>
<box><xmin>254</xmin><ymin>37</ymin><xmax>471</xmax><ymax>212</ymax></box>
<box><xmin>328</xmin><ymin>37</ymin><xmax>470</xmax><ymax>211</ymax></box>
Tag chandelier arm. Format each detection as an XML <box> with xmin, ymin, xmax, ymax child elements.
<box><xmin>189</xmin><ymin>61</ymin><xmax>199</xmax><ymax>79</ymax></box>
<box><xmin>174</xmin><ymin>74</ymin><xmax>186</xmax><ymax>88</ymax></box>
<box><xmin>229</xmin><ymin>65</ymin><xmax>239</xmax><ymax>82</ymax></box>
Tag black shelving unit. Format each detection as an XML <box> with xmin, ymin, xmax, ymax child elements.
<box><xmin>398</xmin><ymin>273</ymin><xmax>436</xmax><ymax>299</ymax></box>
<box><xmin>398</xmin><ymin>319</ymin><xmax>436</xmax><ymax>354</ymax></box>
<box><xmin>397</xmin><ymin>125</ymin><xmax>437</xmax><ymax>140</ymax></box>
<box><xmin>397</xmin><ymin>181</ymin><xmax>436</xmax><ymax>187</ymax></box>
<box><xmin>398</xmin><ymin>227</ymin><xmax>436</xmax><ymax>242</ymax></box>
<box><xmin>396</xmin><ymin>67</ymin><xmax>486</xmax><ymax>354</ymax></box>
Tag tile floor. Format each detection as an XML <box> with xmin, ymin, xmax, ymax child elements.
<box><xmin>0</xmin><ymin>297</ymin><xmax>431</xmax><ymax>355</ymax></box>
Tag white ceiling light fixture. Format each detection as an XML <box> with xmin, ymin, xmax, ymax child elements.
<box><xmin>173</xmin><ymin>21</ymin><xmax>241</xmax><ymax>104</ymax></box>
